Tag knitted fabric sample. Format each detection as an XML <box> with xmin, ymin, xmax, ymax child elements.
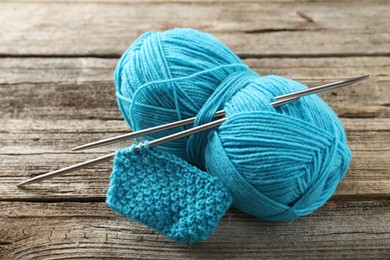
<box><xmin>106</xmin><ymin>146</ymin><xmax>233</xmax><ymax>244</ymax></box>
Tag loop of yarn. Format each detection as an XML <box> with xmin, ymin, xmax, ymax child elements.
<box><xmin>113</xmin><ymin>28</ymin><xmax>352</xmax><ymax>221</ymax></box>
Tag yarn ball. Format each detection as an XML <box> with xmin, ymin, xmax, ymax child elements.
<box><xmin>114</xmin><ymin>28</ymin><xmax>352</xmax><ymax>221</ymax></box>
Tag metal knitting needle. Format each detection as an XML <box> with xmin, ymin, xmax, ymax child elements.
<box><xmin>17</xmin><ymin>95</ymin><xmax>299</xmax><ymax>188</ymax></box>
<box><xmin>16</xmin><ymin>117</ymin><xmax>228</xmax><ymax>188</ymax></box>
<box><xmin>276</xmin><ymin>75</ymin><xmax>369</xmax><ymax>101</ymax></box>
<box><xmin>16</xmin><ymin>75</ymin><xmax>369</xmax><ymax>188</ymax></box>
<box><xmin>72</xmin><ymin>75</ymin><xmax>369</xmax><ymax>151</ymax></box>
<box><xmin>71</xmin><ymin>110</ymin><xmax>226</xmax><ymax>151</ymax></box>
<box><xmin>17</xmin><ymin>96</ymin><xmax>297</xmax><ymax>188</ymax></box>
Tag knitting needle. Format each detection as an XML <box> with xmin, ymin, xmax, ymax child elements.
<box><xmin>17</xmin><ymin>95</ymin><xmax>299</xmax><ymax>188</ymax></box>
<box><xmin>16</xmin><ymin>75</ymin><xmax>369</xmax><ymax>188</ymax></box>
<box><xmin>16</xmin><ymin>117</ymin><xmax>228</xmax><ymax>188</ymax></box>
<box><xmin>71</xmin><ymin>110</ymin><xmax>226</xmax><ymax>151</ymax></box>
<box><xmin>276</xmin><ymin>75</ymin><xmax>369</xmax><ymax>101</ymax></box>
<box><xmin>72</xmin><ymin>75</ymin><xmax>369</xmax><ymax>151</ymax></box>
<box><xmin>17</xmin><ymin>96</ymin><xmax>299</xmax><ymax>188</ymax></box>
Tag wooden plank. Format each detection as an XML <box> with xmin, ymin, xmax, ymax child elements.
<box><xmin>0</xmin><ymin>1</ymin><xmax>389</xmax><ymax>57</ymax></box>
<box><xmin>0</xmin><ymin>57</ymin><xmax>389</xmax><ymax>120</ymax></box>
<box><xmin>4</xmin><ymin>118</ymin><xmax>389</xmax><ymax>154</ymax></box>
<box><xmin>1</xmin><ymin>199</ymin><xmax>390</xmax><ymax>259</ymax></box>
<box><xmin>0</xmin><ymin>117</ymin><xmax>389</xmax><ymax>199</ymax></box>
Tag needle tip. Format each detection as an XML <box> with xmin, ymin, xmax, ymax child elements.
<box><xmin>347</xmin><ymin>75</ymin><xmax>370</xmax><ymax>84</ymax></box>
<box><xmin>71</xmin><ymin>144</ymin><xmax>90</xmax><ymax>151</ymax></box>
<box><xmin>71</xmin><ymin>141</ymin><xmax>104</xmax><ymax>151</ymax></box>
<box><xmin>354</xmin><ymin>75</ymin><xmax>370</xmax><ymax>81</ymax></box>
<box><xmin>16</xmin><ymin>182</ymin><xmax>27</xmax><ymax>189</ymax></box>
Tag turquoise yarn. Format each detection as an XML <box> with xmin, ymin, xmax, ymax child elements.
<box><xmin>115</xmin><ymin>28</ymin><xmax>249</xmax><ymax>162</ymax></box>
<box><xmin>107</xmin><ymin>145</ymin><xmax>232</xmax><ymax>243</ymax></box>
<box><xmin>109</xmin><ymin>28</ymin><xmax>352</xmax><ymax>242</ymax></box>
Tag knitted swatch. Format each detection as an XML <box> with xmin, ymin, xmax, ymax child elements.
<box><xmin>106</xmin><ymin>145</ymin><xmax>232</xmax><ymax>244</ymax></box>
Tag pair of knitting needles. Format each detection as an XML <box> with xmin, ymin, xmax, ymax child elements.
<box><xmin>16</xmin><ymin>75</ymin><xmax>369</xmax><ymax>188</ymax></box>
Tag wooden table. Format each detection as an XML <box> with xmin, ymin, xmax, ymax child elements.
<box><xmin>1</xmin><ymin>1</ymin><xmax>389</xmax><ymax>259</ymax></box>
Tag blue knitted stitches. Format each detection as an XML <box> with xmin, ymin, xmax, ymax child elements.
<box><xmin>106</xmin><ymin>146</ymin><xmax>232</xmax><ymax>244</ymax></box>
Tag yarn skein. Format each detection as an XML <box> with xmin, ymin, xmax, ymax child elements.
<box><xmin>110</xmin><ymin>28</ymin><xmax>352</xmax><ymax>239</ymax></box>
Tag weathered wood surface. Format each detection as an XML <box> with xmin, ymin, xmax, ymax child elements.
<box><xmin>1</xmin><ymin>199</ymin><xmax>390</xmax><ymax>259</ymax></box>
<box><xmin>1</xmin><ymin>57</ymin><xmax>389</xmax><ymax>120</ymax></box>
<box><xmin>0</xmin><ymin>1</ymin><xmax>390</xmax><ymax>57</ymax></box>
<box><xmin>1</xmin><ymin>0</ymin><xmax>389</xmax><ymax>259</ymax></box>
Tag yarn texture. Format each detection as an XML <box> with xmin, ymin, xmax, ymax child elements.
<box><xmin>108</xmin><ymin>28</ymin><xmax>352</xmax><ymax>243</ymax></box>
<box><xmin>107</xmin><ymin>145</ymin><xmax>232</xmax><ymax>243</ymax></box>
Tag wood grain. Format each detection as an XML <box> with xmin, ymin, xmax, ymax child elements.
<box><xmin>0</xmin><ymin>1</ymin><xmax>389</xmax><ymax>57</ymax></box>
<box><xmin>1</xmin><ymin>199</ymin><xmax>390</xmax><ymax>259</ymax></box>
<box><xmin>1</xmin><ymin>0</ymin><xmax>390</xmax><ymax>258</ymax></box>
<box><xmin>0</xmin><ymin>57</ymin><xmax>389</xmax><ymax>201</ymax></box>
<box><xmin>1</xmin><ymin>57</ymin><xmax>389</xmax><ymax>120</ymax></box>
<box><xmin>1</xmin><ymin>117</ymin><xmax>389</xmax><ymax>200</ymax></box>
